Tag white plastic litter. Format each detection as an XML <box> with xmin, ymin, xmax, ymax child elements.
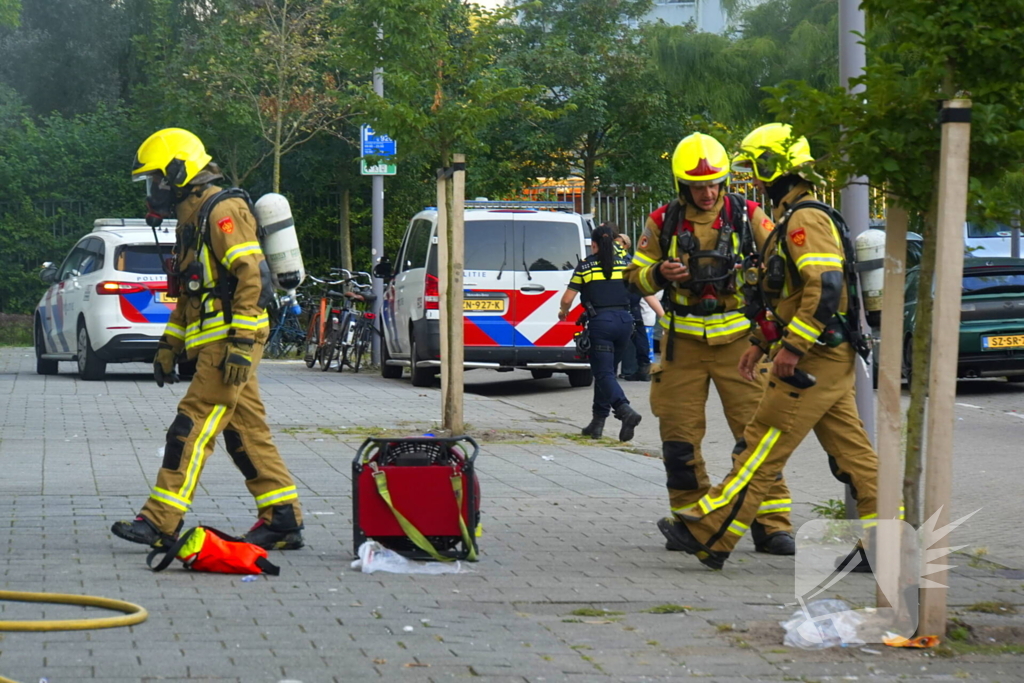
<box><xmin>541</xmin><ymin>455</ymin><xmax>555</xmax><ymax>461</ymax></box>
<box><xmin>780</xmin><ymin>600</ymin><xmax>865</xmax><ymax>649</ymax></box>
<box><xmin>350</xmin><ymin>541</ymin><xmax>468</xmax><ymax>575</ymax></box>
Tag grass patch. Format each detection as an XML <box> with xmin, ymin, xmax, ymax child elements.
<box><xmin>0</xmin><ymin>314</ymin><xmax>32</xmax><ymax>347</ymax></box>
<box><xmin>715</xmin><ymin>623</ymin><xmax>735</xmax><ymax>633</ymax></box>
<box><xmin>643</xmin><ymin>604</ymin><xmax>708</xmax><ymax>614</ymax></box>
<box><xmin>569</xmin><ymin>608</ymin><xmax>624</xmax><ymax>617</ymax></box>
<box><xmin>810</xmin><ymin>498</ymin><xmax>847</xmax><ymax>520</ymax></box>
<box><xmin>966</xmin><ymin>601</ymin><xmax>1017</xmax><ymax>615</ymax></box>
<box><xmin>948</xmin><ymin>626</ymin><xmax>971</xmax><ymax>641</ymax></box>
<box><xmin>942</xmin><ymin>641</ymin><xmax>1024</xmax><ymax>656</ymax></box>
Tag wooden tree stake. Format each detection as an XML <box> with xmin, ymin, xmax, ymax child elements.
<box><xmin>875</xmin><ymin>200</ymin><xmax>907</xmax><ymax>609</ymax></box>
<box><xmin>920</xmin><ymin>99</ymin><xmax>972</xmax><ymax>637</ymax></box>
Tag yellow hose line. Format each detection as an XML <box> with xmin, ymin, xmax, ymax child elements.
<box><xmin>0</xmin><ymin>590</ymin><xmax>148</xmax><ymax>632</ymax></box>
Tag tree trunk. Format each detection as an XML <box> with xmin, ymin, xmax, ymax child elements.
<box><xmin>902</xmin><ymin>189</ymin><xmax>939</xmax><ymax>529</ymax></box>
<box><xmin>582</xmin><ymin>156</ymin><xmax>595</xmax><ymax>216</ymax></box>
<box><xmin>339</xmin><ymin>186</ymin><xmax>352</xmax><ymax>272</ymax></box>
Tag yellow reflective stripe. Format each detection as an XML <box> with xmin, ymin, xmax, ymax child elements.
<box><xmin>631</xmin><ymin>252</ymin><xmax>657</xmax><ymax>267</ymax></box>
<box><xmin>671</xmin><ymin>503</ymin><xmax>699</xmax><ymax>514</ymax></box>
<box><xmin>165</xmin><ymin>323</ymin><xmax>185</xmax><ymax>340</ymax></box>
<box><xmin>223</xmin><ymin>241</ymin><xmax>262</xmax><ymax>267</ymax></box>
<box><xmin>185</xmin><ymin>325</ymin><xmax>230</xmax><ymax>350</ymax></box>
<box><xmin>255</xmin><ymin>485</ymin><xmax>298</xmax><ymax>508</ymax></box>
<box><xmin>699</xmin><ymin>427</ymin><xmax>781</xmax><ymax>514</ymax></box>
<box><xmin>179</xmin><ymin>405</ymin><xmax>227</xmax><ymax>502</ymax></box>
<box><xmin>578</xmin><ymin>269</ymin><xmax>625</xmax><ymax>282</ymax></box>
<box><xmin>570</xmin><ymin>273</ymin><xmax>584</xmax><ymax>285</ymax></box>
<box><xmin>788</xmin><ymin>317</ymin><xmax>819</xmax><ymax>343</ymax></box>
<box><xmin>201</xmin><ymin>248</ymin><xmax>215</xmax><ymax>287</ymax></box>
<box><xmin>151</xmin><ymin>487</ymin><xmax>190</xmax><ymax>512</ymax></box>
<box><xmin>795</xmin><ymin>252</ymin><xmax>843</xmax><ymax>271</ymax></box>
<box><xmin>758</xmin><ymin>499</ymin><xmax>792</xmax><ymax>514</ymax></box>
<box><xmin>231</xmin><ymin>312</ymin><xmax>270</xmax><ymax>333</ymax></box>
<box><xmin>727</xmin><ymin>520</ymin><xmax>749</xmax><ymax>536</ymax></box>
<box><xmin>638</xmin><ymin>265</ymin><xmax>659</xmax><ymax>293</ymax></box>
<box><xmin>705</xmin><ymin>313</ymin><xmax>749</xmax><ymax>338</ymax></box>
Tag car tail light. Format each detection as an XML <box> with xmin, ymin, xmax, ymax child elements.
<box><xmin>97</xmin><ymin>281</ymin><xmax>146</xmax><ymax>295</ymax></box>
<box><xmin>424</xmin><ymin>274</ymin><xmax>439</xmax><ymax>310</ymax></box>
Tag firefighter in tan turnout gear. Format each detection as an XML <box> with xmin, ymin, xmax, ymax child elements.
<box><xmin>112</xmin><ymin>128</ymin><xmax>304</xmax><ymax>551</ymax></box>
<box><xmin>657</xmin><ymin>123</ymin><xmax>879</xmax><ymax>570</ymax></box>
<box><xmin>624</xmin><ymin>132</ymin><xmax>795</xmax><ymax>556</ymax></box>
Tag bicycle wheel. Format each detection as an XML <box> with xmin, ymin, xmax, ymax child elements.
<box><xmin>266</xmin><ymin>324</ymin><xmax>284</xmax><ymax>359</ymax></box>
<box><xmin>352</xmin><ymin>319</ymin><xmax>372</xmax><ymax>373</ymax></box>
<box><xmin>319</xmin><ymin>324</ymin><xmax>338</xmax><ymax>371</ymax></box>
<box><xmin>304</xmin><ymin>312</ymin><xmax>321</xmax><ymax>368</ymax></box>
<box><xmin>335</xmin><ymin>315</ymin><xmax>353</xmax><ymax>372</ymax></box>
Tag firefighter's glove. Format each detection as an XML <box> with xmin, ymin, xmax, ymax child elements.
<box><xmin>153</xmin><ymin>343</ymin><xmax>179</xmax><ymax>388</ymax></box>
<box><xmin>224</xmin><ymin>339</ymin><xmax>254</xmax><ymax>386</ymax></box>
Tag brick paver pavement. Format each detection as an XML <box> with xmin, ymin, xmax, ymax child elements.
<box><xmin>0</xmin><ymin>349</ymin><xmax>1020</xmax><ymax>682</ymax></box>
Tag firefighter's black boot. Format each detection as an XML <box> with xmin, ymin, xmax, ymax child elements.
<box><xmin>581</xmin><ymin>416</ymin><xmax>605</xmax><ymax>439</ymax></box>
<box><xmin>751</xmin><ymin>520</ymin><xmax>796</xmax><ymax>555</ymax></box>
<box><xmin>242</xmin><ymin>504</ymin><xmax>305</xmax><ymax>550</ymax></box>
<box><xmin>614</xmin><ymin>402</ymin><xmax>642</xmax><ymax>442</ymax></box>
<box><xmin>111</xmin><ymin>515</ymin><xmax>179</xmax><ymax>549</ymax></box>
<box><xmin>657</xmin><ymin>516</ymin><xmax>729</xmax><ymax>570</ymax></box>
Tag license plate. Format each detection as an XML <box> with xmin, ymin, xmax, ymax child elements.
<box><xmin>464</xmin><ymin>299</ymin><xmax>504</xmax><ymax>312</ymax></box>
<box><xmin>982</xmin><ymin>334</ymin><xmax>1024</xmax><ymax>350</ymax></box>
<box><xmin>158</xmin><ymin>292</ymin><xmax>177</xmax><ymax>304</ymax></box>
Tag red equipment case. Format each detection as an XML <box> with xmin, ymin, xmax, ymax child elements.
<box><xmin>352</xmin><ymin>436</ymin><xmax>480</xmax><ymax>560</ymax></box>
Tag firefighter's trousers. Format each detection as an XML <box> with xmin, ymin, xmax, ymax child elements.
<box><xmin>142</xmin><ymin>335</ymin><xmax>303</xmax><ymax>536</ymax></box>
<box><xmin>680</xmin><ymin>343</ymin><xmax>877</xmax><ymax>554</ymax></box>
<box><xmin>650</xmin><ymin>335</ymin><xmax>792</xmax><ymax>536</ymax></box>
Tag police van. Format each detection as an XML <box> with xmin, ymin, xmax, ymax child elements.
<box><xmin>379</xmin><ymin>201</ymin><xmax>595</xmax><ymax>387</ymax></box>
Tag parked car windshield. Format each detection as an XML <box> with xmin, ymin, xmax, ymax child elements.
<box><xmin>116</xmin><ymin>244</ymin><xmax>168</xmax><ymax>274</ymax></box>
<box><xmin>967</xmin><ymin>221</ymin><xmax>1014</xmax><ymax>238</ymax></box>
<box><xmin>962</xmin><ymin>270</ymin><xmax>1024</xmax><ymax>294</ymax></box>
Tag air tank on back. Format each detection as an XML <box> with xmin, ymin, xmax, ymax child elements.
<box><xmin>855</xmin><ymin>227</ymin><xmax>886</xmax><ymax>329</ymax></box>
<box><xmin>254</xmin><ymin>193</ymin><xmax>305</xmax><ymax>298</ymax></box>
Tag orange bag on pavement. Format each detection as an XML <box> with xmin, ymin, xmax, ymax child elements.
<box><xmin>147</xmin><ymin>526</ymin><xmax>280</xmax><ymax>575</ymax></box>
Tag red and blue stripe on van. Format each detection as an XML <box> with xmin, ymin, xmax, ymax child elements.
<box><xmin>463</xmin><ymin>289</ymin><xmax>582</xmax><ymax>347</ymax></box>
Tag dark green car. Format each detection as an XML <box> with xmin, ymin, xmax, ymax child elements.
<box><xmin>902</xmin><ymin>258</ymin><xmax>1024</xmax><ymax>381</ymax></box>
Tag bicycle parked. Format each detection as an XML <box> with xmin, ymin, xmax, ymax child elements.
<box><xmin>330</xmin><ymin>275</ymin><xmax>379</xmax><ymax>373</ymax></box>
<box><xmin>303</xmin><ymin>273</ymin><xmax>349</xmax><ymax>370</ymax></box>
<box><xmin>265</xmin><ymin>290</ymin><xmax>307</xmax><ymax>359</ymax></box>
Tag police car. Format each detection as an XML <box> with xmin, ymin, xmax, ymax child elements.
<box><xmin>34</xmin><ymin>219</ymin><xmax>177</xmax><ymax>380</ymax></box>
<box><xmin>378</xmin><ymin>201</ymin><xmax>595</xmax><ymax>387</ymax></box>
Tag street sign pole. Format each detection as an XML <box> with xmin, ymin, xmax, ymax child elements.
<box><xmin>369</xmin><ymin>68</ymin><xmax>387</xmax><ymax>365</ymax></box>
<box><xmin>839</xmin><ymin>0</ymin><xmax>874</xmax><ymax>519</ymax></box>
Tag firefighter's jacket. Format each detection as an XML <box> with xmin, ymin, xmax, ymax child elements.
<box><xmin>624</xmin><ymin>192</ymin><xmax>774</xmax><ymax>346</ymax></box>
<box><xmin>162</xmin><ymin>186</ymin><xmax>271</xmax><ymax>356</ymax></box>
<box><xmin>752</xmin><ymin>181</ymin><xmax>849</xmax><ymax>357</ymax></box>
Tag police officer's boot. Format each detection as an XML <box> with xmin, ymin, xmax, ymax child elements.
<box><xmin>111</xmin><ymin>515</ymin><xmax>181</xmax><ymax>549</ymax></box>
<box><xmin>751</xmin><ymin>520</ymin><xmax>796</xmax><ymax>556</ymax></box>
<box><xmin>613</xmin><ymin>402</ymin><xmax>642</xmax><ymax>442</ymax></box>
<box><xmin>581</xmin><ymin>416</ymin><xmax>605</xmax><ymax>439</ymax></box>
<box><xmin>242</xmin><ymin>504</ymin><xmax>305</xmax><ymax>550</ymax></box>
<box><xmin>623</xmin><ymin>364</ymin><xmax>651</xmax><ymax>382</ymax></box>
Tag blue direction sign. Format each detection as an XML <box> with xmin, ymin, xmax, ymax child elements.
<box><xmin>360</xmin><ymin>124</ymin><xmax>397</xmax><ymax>175</ymax></box>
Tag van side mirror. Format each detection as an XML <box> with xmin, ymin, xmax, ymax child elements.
<box><xmin>39</xmin><ymin>263</ymin><xmax>58</xmax><ymax>284</ymax></box>
<box><xmin>372</xmin><ymin>258</ymin><xmax>392</xmax><ymax>280</ymax></box>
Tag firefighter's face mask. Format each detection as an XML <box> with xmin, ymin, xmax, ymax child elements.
<box><xmin>135</xmin><ymin>171</ymin><xmax>187</xmax><ymax>227</ymax></box>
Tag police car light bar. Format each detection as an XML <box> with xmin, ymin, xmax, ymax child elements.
<box><xmin>463</xmin><ymin>200</ymin><xmax>576</xmax><ymax>211</ymax></box>
<box><xmin>94</xmin><ymin>218</ymin><xmax>179</xmax><ymax>230</ymax></box>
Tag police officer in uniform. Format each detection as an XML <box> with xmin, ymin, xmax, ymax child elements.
<box><xmin>624</xmin><ymin>132</ymin><xmax>795</xmax><ymax>555</ymax></box>
<box><xmin>559</xmin><ymin>224</ymin><xmax>643</xmax><ymax>442</ymax></box>
<box><xmin>111</xmin><ymin>128</ymin><xmax>305</xmax><ymax>551</ymax></box>
<box><xmin>657</xmin><ymin>124</ymin><xmax>879</xmax><ymax>570</ymax></box>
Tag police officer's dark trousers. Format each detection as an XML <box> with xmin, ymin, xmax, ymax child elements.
<box><xmin>629</xmin><ymin>298</ymin><xmax>651</xmax><ymax>367</ymax></box>
<box><xmin>588</xmin><ymin>309</ymin><xmax>635</xmax><ymax>417</ymax></box>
